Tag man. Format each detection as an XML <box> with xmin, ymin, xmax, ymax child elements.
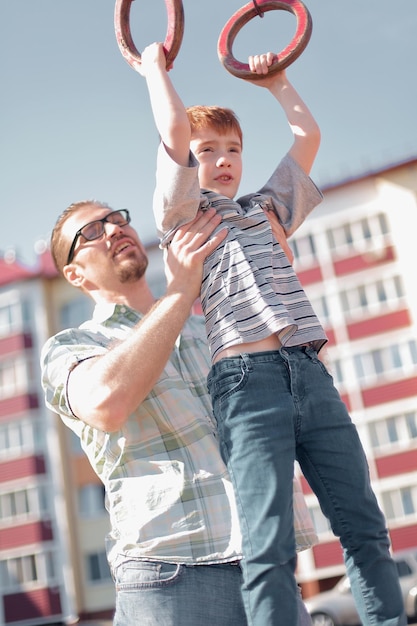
<box><xmin>41</xmin><ymin>200</ymin><xmax>317</xmax><ymax>625</ymax></box>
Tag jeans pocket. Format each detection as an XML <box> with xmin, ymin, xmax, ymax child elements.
<box><xmin>115</xmin><ymin>559</ymin><xmax>182</xmax><ymax>591</ymax></box>
<box><xmin>208</xmin><ymin>361</ymin><xmax>248</xmax><ymax>407</ymax></box>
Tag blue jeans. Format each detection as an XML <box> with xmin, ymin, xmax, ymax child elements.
<box><xmin>112</xmin><ymin>557</ymin><xmax>312</xmax><ymax>625</ymax></box>
<box><xmin>207</xmin><ymin>346</ymin><xmax>406</xmax><ymax>626</ymax></box>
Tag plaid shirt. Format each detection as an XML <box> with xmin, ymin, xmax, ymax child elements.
<box><xmin>41</xmin><ymin>303</ymin><xmax>317</xmax><ymax>567</ymax></box>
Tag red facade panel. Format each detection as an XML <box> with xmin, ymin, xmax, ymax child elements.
<box><xmin>0</xmin><ymin>333</ymin><xmax>33</xmax><ymax>355</ymax></box>
<box><xmin>0</xmin><ymin>520</ymin><xmax>53</xmax><ymax>550</ymax></box>
<box><xmin>4</xmin><ymin>587</ymin><xmax>62</xmax><ymax>622</ymax></box>
<box><xmin>299</xmin><ymin>474</ymin><xmax>313</xmax><ymax>495</ymax></box>
<box><xmin>0</xmin><ymin>455</ymin><xmax>46</xmax><ymax>483</ymax></box>
<box><xmin>375</xmin><ymin>449</ymin><xmax>417</xmax><ymax>478</ymax></box>
<box><xmin>297</xmin><ymin>265</ymin><xmax>323</xmax><ymax>286</ymax></box>
<box><xmin>0</xmin><ymin>393</ymin><xmax>39</xmax><ymax>418</ymax></box>
<box><xmin>390</xmin><ymin>524</ymin><xmax>417</xmax><ymax>552</ymax></box>
<box><xmin>362</xmin><ymin>376</ymin><xmax>417</xmax><ymax>407</ymax></box>
<box><xmin>333</xmin><ymin>245</ymin><xmax>396</xmax><ymax>277</ymax></box>
<box><xmin>322</xmin><ymin>327</ymin><xmax>336</xmax><ymax>347</ymax></box>
<box><xmin>339</xmin><ymin>392</ymin><xmax>351</xmax><ymax>413</ymax></box>
<box><xmin>347</xmin><ymin>309</ymin><xmax>411</xmax><ymax>341</ymax></box>
<box><xmin>312</xmin><ymin>540</ymin><xmax>343</xmax><ymax>569</ymax></box>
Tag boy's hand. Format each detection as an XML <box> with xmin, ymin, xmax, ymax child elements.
<box><xmin>135</xmin><ymin>42</ymin><xmax>172</xmax><ymax>77</ymax></box>
<box><xmin>247</xmin><ymin>53</ymin><xmax>287</xmax><ymax>89</ymax></box>
<box><xmin>248</xmin><ymin>52</ymin><xmax>275</xmax><ymax>75</ymax></box>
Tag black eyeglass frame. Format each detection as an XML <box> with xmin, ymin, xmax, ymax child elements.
<box><xmin>66</xmin><ymin>209</ymin><xmax>131</xmax><ymax>265</ymax></box>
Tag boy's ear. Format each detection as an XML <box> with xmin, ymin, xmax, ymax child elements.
<box><xmin>63</xmin><ymin>263</ymin><xmax>84</xmax><ymax>288</ymax></box>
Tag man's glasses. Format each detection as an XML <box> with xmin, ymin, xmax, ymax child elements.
<box><xmin>66</xmin><ymin>209</ymin><xmax>131</xmax><ymax>265</ymax></box>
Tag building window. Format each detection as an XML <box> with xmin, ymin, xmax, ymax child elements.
<box><xmin>326</xmin><ymin>212</ymin><xmax>390</xmax><ymax>253</ymax></box>
<box><xmin>0</xmin><ymin>484</ymin><xmax>48</xmax><ymax>522</ymax></box>
<box><xmin>60</xmin><ymin>295</ymin><xmax>94</xmax><ymax>330</ymax></box>
<box><xmin>78</xmin><ymin>484</ymin><xmax>106</xmax><ymax>518</ymax></box>
<box><xmin>339</xmin><ymin>274</ymin><xmax>405</xmax><ymax>319</ymax></box>
<box><xmin>292</xmin><ymin>233</ymin><xmax>317</xmax><ymax>263</ymax></box>
<box><xmin>86</xmin><ymin>551</ymin><xmax>112</xmax><ymax>583</ymax></box>
<box><xmin>0</xmin><ymin>489</ymin><xmax>29</xmax><ymax>519</ymax></box>
<box><xmin>0</xmin><ymin>355</ymin><xmax>35</xmax><ymax>399</ymax></box>
<box><xmin>382</xmin><ymin>486</ymin><xmax>417</xmax><ymax>521</ymax></box>
<box><xmin>0</xmin><ymin>418</ymin><xmax>43</xmax><ymax>458</ymax></box>
<box><xmin>68</xmin><ymin>429</ymin><xmax>84</xmax><ymax>455</ymax></box>
<box><xmin>332</xmin><ymin>340</ymin><xmax>417</xmax><ymax>388</ymax></box>
<box><xmin>410</xmin><ymin>339</ymin><xmax>417</xmax><ymax>364</ymax></box>
<box><xmin>353</xmin><ymin>340</ymin><xmax>417</xmax><ymax>383</ymax></box>
<box><xmin>148</xmin><ymin>275</ymin><xmax>168</xmax><ymax>299</ymax></box>
<box><xmin>329</xmin><ymin>359</ymin><xmax>344</xmax><ymax>386</ymax></box>
<box><xmin>0</xmin><ymin>551</ymin><xmax>56</xmax><ymax>591</ymax></box>
<box><xmin>309</xmin><ymin>505</ymin><xmax>332</xmax><ymax>536</ymax></box>
<box><xmin>309</xmin><ymin>295</ymin><xmax>330</xmax><ymax>326</ymax></box>
<box><xmin>0</xmin><ymin>298</ymin><xmax>29</xmax><ymax>337</ymax></box>
<box><xmin>406</xmin><ymin>412</ymin><xmax>417</xmax><ymax>439</ymax></box>
<box><xmin>368</xmin><ymin>411</ymin><xmax>417</xmax><ymax>451</ymax></box>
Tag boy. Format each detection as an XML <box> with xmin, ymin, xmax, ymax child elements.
<box><xmin>139</xmin><ymin>43</ymin><xmax>405</xmax><ymax>626</ymax></box>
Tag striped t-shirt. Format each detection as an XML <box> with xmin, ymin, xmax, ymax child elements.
<box><xmin>154</xmin><ymin>146</ymin><xmax>327</xmax><ymax>360</ymax></box>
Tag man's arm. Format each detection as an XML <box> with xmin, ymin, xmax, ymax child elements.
<box><xmin>247</xmin><ymin>54</ymin><xmax>321</xmax><ymax>175</ymax></box>
<box><xmin>67</xmin><ymin>209</ymin><xmax>226</xmax><ymax>433</ymax></box>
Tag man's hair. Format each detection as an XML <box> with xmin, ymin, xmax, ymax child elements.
<box><xmin>186</xmin><ymin>105</ymin><xmax>243</xmax><ymax>147</ymax></box>
<box><xmin>50</xmin><ymin>200</ymin><xmax>111</xmax><ymax>275</ymax></box>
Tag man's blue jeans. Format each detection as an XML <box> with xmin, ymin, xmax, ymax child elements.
<box><xmin>207</xmin><ymin>346</ymin><xmax>406</xmax><ymax>626</ymax></box>
<box><xmin>112</xmin><ymin>558</ymin><xmax>312</xmax><ymax>625</ymax></box>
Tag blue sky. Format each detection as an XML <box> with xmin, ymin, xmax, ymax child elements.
<box><xmin>1</xmin><ymin>0</ymin><xmax>416</xmax><ymax>264</ymax></box>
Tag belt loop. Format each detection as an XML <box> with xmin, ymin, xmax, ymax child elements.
<box><xmin>304</xmin><ymin>344</ymin><xmax>318</xmax><ymax>362</ymax></box>
<box><xmin>241</xmin><ymin>353</ymin><xmax>253</xmax><ymax>372</ymax></box>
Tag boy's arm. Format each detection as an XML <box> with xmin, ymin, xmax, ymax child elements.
<box><xmin>247</xmin><ymin>54</ymin><xmax>321</xmax><ymax>175</ymax></box>
<box><xmin>138</xmin><ymin>42</ymin><xmax>190</xmax><ymax>167</ymax></box>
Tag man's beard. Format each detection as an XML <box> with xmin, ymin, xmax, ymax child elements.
<box><xmin>116</xmin><ymin>252</ymin><xmax>149</xmax><ymax>284</ymax></box>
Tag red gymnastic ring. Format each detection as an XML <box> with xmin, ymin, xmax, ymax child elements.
<box><xmin>218</xmin><ymin>0</ymin><xmax>312</xmax><ymax>80</ymax></box>
<box><xmin>114</xmin><ymin>0</ymin><xmax>184</xmax><ymax>70</ymax></box>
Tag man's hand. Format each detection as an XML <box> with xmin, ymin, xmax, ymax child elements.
<box><xmin>164</xmin><ymin>208</ymin><xmax>227</xmax><ymax>300</ymax></box>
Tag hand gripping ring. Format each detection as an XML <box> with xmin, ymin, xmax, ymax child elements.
<box><xmin>218</xmin><ymin>0</ymin><xmax>312</xmax><ymax>80</ymax></box>
<box><xmin>114</xmin><ymin>0</ymin><xmax>184</xmax><ymax>70</ymax></box>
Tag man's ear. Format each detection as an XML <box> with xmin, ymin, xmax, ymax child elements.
<box><xmin>63</xmin><ymin>263</ymin><xmax>84</xmax><ymax>288</ymax></box>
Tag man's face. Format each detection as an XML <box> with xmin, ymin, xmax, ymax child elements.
<box><xmin>62</xmin><ymin>205</ymin><xmax>148</xmax><ymax>289</ymax></box>
<box><xmin>190</xmin><ymin>128</ymin><xmax>243</xmax><ymax>199</ymax></box>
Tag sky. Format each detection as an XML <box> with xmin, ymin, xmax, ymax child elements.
<box><xmin>1</xmin><ymin>0</ymin><xmax>416</xmax><ymax>265</ymax></box>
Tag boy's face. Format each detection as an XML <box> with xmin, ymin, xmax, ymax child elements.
<box><xmin>190</xmin><ymin>128</ymin><xmax>243</xmax><ymax>199</ymax></box>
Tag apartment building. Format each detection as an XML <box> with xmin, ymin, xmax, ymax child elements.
<box><xmin>0</xmin><ymin>244</ymin><xmax>166</xmax><ymax>625</ymax></box>
<box><xmin>294</xmin><ymin>157</ymin><xmax>417</xmax><ymax>594</ymax></box>
<box><xmin>0</xmin><ymin>157</ymin><xmax>416</xmax><ymax>623</ymax></box>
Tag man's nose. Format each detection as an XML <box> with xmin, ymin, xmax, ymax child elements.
<box><xmin>104</xmin><ymin>221</ymin><xmax>125</xmax><ymax>237</ymax></box>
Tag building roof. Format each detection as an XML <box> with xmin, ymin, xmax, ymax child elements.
<box><xmin>0</xmin><ymin>250</ymin><xmax>58</xmax><ymax>287</ymax></box>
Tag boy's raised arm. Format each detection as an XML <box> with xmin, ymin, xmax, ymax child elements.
<box><xmin>138</xmin><ymin>42</ymin><xmax>191</xmax><ymax>167</ymax></box>
<box><xmin>247</xmin><ymin>55</ymin><xmax>321</xmax><ymax>175</ymax></box>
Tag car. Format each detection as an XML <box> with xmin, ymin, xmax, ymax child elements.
<box><xmin>304</xmin><ymin>548</ymin><xmax>417</xmax><ymax>626</ymax></box>
<box><xmin>406</xmin><ymin>582</ymin><xmax>417</xmax><ymax>618</ymax></box>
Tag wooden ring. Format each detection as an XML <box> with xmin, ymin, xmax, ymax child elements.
<box><xmin>114</xmin><ymin>0</ymin><xmax>184</xmax><ymax>70</ymax></box>
<box><xmin>218</xmin><ymin>0</ymin><xmax>312</xmax><ymax>80</ymax></box>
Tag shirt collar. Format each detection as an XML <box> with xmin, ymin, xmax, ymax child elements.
<box><xmin>91</xmin><ymin>301</ymin><xmax>141</xmax><ymax>324</ymax></box>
